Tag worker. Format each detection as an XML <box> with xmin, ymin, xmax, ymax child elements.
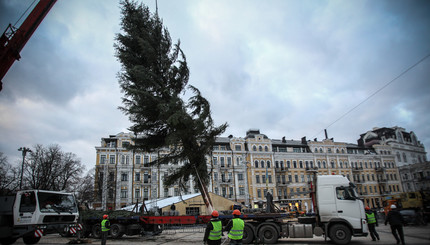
<box><xmin>365</xmin><ymin>206</ymin><xmax>380</xmax><ymax>241</ymax></box>
<box><xmin>101</xmin><ymin>214</ymin><xmax>110</xmax><ymax>245</ymax></box>
<box><xmin>203</xmin><ymin>210</ymin><xmax>223</xmax><ymax>245</ymax></box>
<box><xmin>385</xmin><ymin>204</ymin><xmax>405</xmax><ymax>245</ymax></box>
<box><xmin>225</xmin><ymin>209</ymin><xmax>244</xmax><ymax>245</ymax></box>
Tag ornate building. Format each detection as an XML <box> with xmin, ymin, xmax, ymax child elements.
<box><xmin>94</xmin><ymin>128</ymin><xmax>425</xmax><ymax>211</ymax></box>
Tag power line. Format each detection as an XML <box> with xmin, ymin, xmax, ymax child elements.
<box><xmin>312</xmin><ymin>52</ymin><xmax>430</xmax><ymax>139</ymax></box>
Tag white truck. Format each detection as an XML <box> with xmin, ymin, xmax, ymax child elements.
<box><xmin>240</xmin><ymin>175</ymin><xmax>369</xmax><ymax>244</ymax></box>
<box><xmin>0</xmin><ymin>190</ymin><xmax>79</xmax><ymax>245</ymax></box>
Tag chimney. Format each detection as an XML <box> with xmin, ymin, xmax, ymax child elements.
<box><xmin>324</xmin><ymin>129</ymin><xmax>328</xmax><ymax>140</ymax></box>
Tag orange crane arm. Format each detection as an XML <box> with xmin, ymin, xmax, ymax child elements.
<box><xmin>0</xmin><ymin>0</ymin><xmax>57</xmax><ymax>91</ymax></box>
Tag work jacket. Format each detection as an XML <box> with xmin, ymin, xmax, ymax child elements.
<box><xmin>227</xmin><ymin>218</ymin><xmax>244</xmax><ymax>240</ymax></box>
<box><xmin>208</xmin><ymin>220</ymin><xmax>222</xmax><ymax>240</ymax></box>
<box><xmin>101</xmin><ymin>219</ymin><xmax>110</xmax><ymax>232</ymax></box>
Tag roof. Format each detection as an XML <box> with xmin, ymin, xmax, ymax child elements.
<box><xmin>121</xmin><ymin>193</ymin><xmax>201</xmax><ymax>211</ymax></box>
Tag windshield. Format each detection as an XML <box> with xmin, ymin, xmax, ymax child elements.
<box><xmin>38</xmin><ymin>192</ymin><xmax>77</xmax><ymax>213</ymax></box>
<box><xmin>336</xmin><ymin>186</ymin><xmax>357</xmax><ymax>200</ymax></box>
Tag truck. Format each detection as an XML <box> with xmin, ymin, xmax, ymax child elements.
<box><xmin>79</xmin><ymin>175</ymin><xmax>367</xmax><ymax>244</ymax></box>
<box><xmin>0</xmin><ymin>190</ymin><xmax>79</xmax><ymax>245</ymax></box>
<box><xmin>219</xmin><ymin>175</ymin><xmax>368</xmax><ymax>244</ymax></box>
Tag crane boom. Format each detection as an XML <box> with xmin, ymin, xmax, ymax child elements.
<box><xmin>0</xmin><ymin>0</ymin><xmax>57</xmax><ymax>91</ymax></box>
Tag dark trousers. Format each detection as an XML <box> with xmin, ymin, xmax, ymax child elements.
<box><xmin>229</xmin><ymin>239</ymin><xmax>242</xmax><ymax>245</ymax></box>
<box><xmin>101</xmin><ymin>231</ymin><xmax>108</xmax><ymax>245</ymax></box>
<box><xmin>390</xmin><ymin>225</ymin><xmax>405</xmax><ymax>245</ymax></box>
<box><xmin>207</xmin><ymin>239</ymin><xmax>221</xmax><ymax>245</ymax></box>
<box><xmin>368</xmin><ymin>223</ymin><xmax>379</xmax><ymax>240</ymax></box>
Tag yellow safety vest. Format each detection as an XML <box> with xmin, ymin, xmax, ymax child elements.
<box><xmin>366</xmin><ymin>212</ymin><xmax>376</xmax><ymax>224</ymax></box>
<box><xmin>228</xmin><ymin>218</ymin><xmax>244</xmax><ymax>240</ymax></box>
<box><xmin>208</xmin><ymin>220</ymin><xmax>222</xmax><ymax>240</ymax></box>
<box><xmin>101</xmin><ymin>219</ymin><xmax>110</xmax><ymax>232</ymax></box>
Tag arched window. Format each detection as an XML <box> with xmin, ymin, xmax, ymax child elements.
<box><xmin>299</xmin><ymin>161</ymin><xmax>303</xmax><ymax>168</ymax></box>
<box><xmin>319</xmin><ymin>148</ymin><xmax>323</xmax><ymax>153</ymax></box>
<box><xmin>336</xmin><ymin>149</ymin><xmax>340</xmax><ymax>153</ymax></box>
<box><xmin>259</xmin><ymin>146</ymin><xmax>263</xmax><ymax>152</ymax></box>
<box><xmin>261</xmin><ymin>160</ymin><xmax>265</xmax><ymax>168</ymax></box>
<box><xmin>254</xmin><ymin>160</ymin><xmax>259</xmax><ymax>168</ymax></box>
<box><xmin>253</xmin><ymin>145</ymin><xmax>257</xmax><ymax>151</ymax></box>
<box><xmin>340</xmin><ymin>162</ymin><xmax>343</xmax><ymax>168</ymax></box>
<box><xmin>264</xmin><ymin>146</ymin><xmax>269</xmax><ymax>152</ymax></box>
<box><xmin>330</xmin><ymin>161</ymin><xmax>335</xmax><ymax>168</ymax></box>
<box><xmin>323</xmin><ymin>161</ymin><xmax>326</xmax><ymax>168</ymax></box>
<box><xmin>341</xmin><ymin>149</ymin><xmax>345</xmax><ymax>154</ymax></box>
<box><xmin>314</xmin><ymin>148</ymin><xmax>318</xmax><ymax>153</ymax></box>
<box><xmin>318</xmin><ymin>161</ymin><xmax>321</xmax><ymax>168</ymax></box>
<box><xmin>267</xmin><ymin>161</ymin><xmax>271</xmax><ymax>168</ymax></box>
<box><xmin>402</xmin><ymin>153</ymin><xmax>407</xmax><ymax>162</ymax></box>
<box><xmin>293</xmin><ymin>161</ymin><xmax>297</xmax><ymax>168</ymax></box>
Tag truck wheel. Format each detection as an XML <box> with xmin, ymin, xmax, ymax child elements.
<box><xmin>0</xmin><ymin>237</ymin><xmax>18</xmax><ymax>245</ymax></box>
<box><xmin>110</xmin><ymin>224</ymin><xmax>124</xmax><ymax>238</ymax></box>
<box><xmin>329</xmin><ymin>224</ymin><xmax>351</xmax><ymax>245</ymax></box>
<box><xmin>22</xmin><ymin>236</ymin><xmax>40</xmax><ymax>245</ymax></box>
<box><xmin>258</xmin><ymin>225</ymin><xmax>278</xmax><ymax>244</ymax></box>
<box><xmin>242</xmin><ymin>225</ymin><xmax>254</xmax><ymax>244</ymax></box>
<box><xmin>92</xmin><ymin>224</ymin><xmax>101</xmax><ymax>239</ymax></box>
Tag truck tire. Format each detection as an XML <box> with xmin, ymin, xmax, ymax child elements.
<box><xmin>22</xmin><ymin>236</ymin><xmax>40</xmax><ymax>245</ymax></box>
<box><xmin>258</xmin><ymin>225</ymin><xmax>278</xmax><ymax>244</ymax></box>
<box><xmin>0</xmin><ymin>237</ymin><xmax>17</xmax><ymax>245</ymax></box>
<box><xmin>110</xmin><ymin>224</ymin><xmax>124</xmax><ymax>238</ymax></box>
<box><xmin>242</xmin><ymin>224</ymin><xmax>254</xmax><ymax>244</ymax></box>
<box><xmin>329</xmin><ymin>224</ymin><xmax>351</xmax><ymax>245</ymax></box>
<box><xmin>92</xmin><ymin>224</ymin><xmax>101</xmax><ymax>239</ymax></box>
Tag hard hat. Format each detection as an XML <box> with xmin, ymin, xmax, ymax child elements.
<box><xmin>390</xmin><ymin>204</ymin><xmax>396</xmax><ymax>209</ymax></box>
<box><xmin>233</xmin><ymin>209</ymin><xmax>241</xmax><ymax>216</ymax></box>
<box><xmin>365</xmin><ymin>206</ymin><xmax>371</xmax><ymax>210</ymax></box>
<box><xmin>103</xmin><ymin>214</ymin><xmax>108</xmax><ymax>219</ymax></box>
<box><xmin>212</xmin><ymin>210</ymin><xmax>219</xmax><ymax>217</ymax></box>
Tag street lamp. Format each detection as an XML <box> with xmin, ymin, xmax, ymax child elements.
<box><xmin>18</xmin><ymin>147</ymin><xmax>32</xmax><ymax>190</ymax></box>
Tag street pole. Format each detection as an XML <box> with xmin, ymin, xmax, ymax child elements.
<box><xmin>18</xmin><ymin>147</ymin><xmax>32</xmax><ymax>190</ymax></box>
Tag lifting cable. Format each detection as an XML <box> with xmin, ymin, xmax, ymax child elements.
<box><xmin>312</xmin><ymin>52</ymin><xmax>430</xmax><ymax>139</ymax></box>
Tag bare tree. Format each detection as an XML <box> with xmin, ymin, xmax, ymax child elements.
<box><xmin>74</xmin><ymin>168</ymin><xmax>95</xmax><ymax>209</ymax></box>
<box><xmin>23</xmin><ymin>144</ymin><xmax>84</xmax><ymax>191</ymax></box>
<box><xmin>0</xmin><ymin>152</ymin><xmax>20</xmax><ymax>194</ymax></box>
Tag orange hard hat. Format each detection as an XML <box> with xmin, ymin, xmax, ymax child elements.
<box><xmin>103</xmin><ymin>214</ymin><xmax>108</xmax><ymax>219</ymax></box>
<box><xmin>365</xmin><ymin>206</ymin><xmax>370</xmax><ymax>211</ymax></box>
<box><xmin>212</xmin><ymin>210</ymin><xmax>219</xmax><ymax>217</ymax></box>
<box><xmin>233</xmin><ymin>209</ymin><xmax>241</xmax><ymax>216</ymax></box>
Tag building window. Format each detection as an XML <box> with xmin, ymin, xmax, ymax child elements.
<box><xmin>214</xmin><ymin>173</ymin><xmax>218</xmax><ymax>180</ymax></box>
<box><xmin>186</xmin><ymin>207</ymin><xmax>200</xmax><ymax>215</ymax></box>
<box><xmin>267</xmin><ymin>161</ymin><xmax>271</xmax><ymax>168</ymax></box>
<box><xmin>287</xmin><ymin>161</ymin><xmax>291</xmax><ymax>168</ymax></box>
<box><xmin>136</xmin><ymin>155</ymin><xmax>141</xmax><ymax>164</ymax></box>
<box><xmin>227</xmin><ymin>157</ymin><xmax>232</xmax><ymax>166</ymax></box>
<box><xmin>213</xmin><ymin>157</ymin><xmax>218</xmax><ymax>165</ymax></box>
<box><xmin>403</xmin><ymin>153</ymin><xmax>407</xmax><ymax>162</ymax></box>
<box><xmin>215</xmin><ymin>187</ymin><xmax>219</xmax><ymax>195</ymax></box>
<box><xmin>262</xmin><ymin>175</ymin><xmax>266</xmax><ymax>183</ymax></box>
<box><xmin>256</xmin><ymin>175</ymin><xmax>260</xmax><ymax>183</ymax></box>
<box><xmin>109</xmin><ymin>172</ymin><xmax>114</xmax><ymax>181</ymax></box>
<box><xmin>238</xmin><ymin>173</ymin><xmax>243</xmax><ymax>181</ymax></box>
<box><xmin>261</xmin><ymin>160</ymin><xmax>265</xmax><ymax>168</ymax></box>
<box><xmin>109</xmin><ymin>155</ymin><xmax>115</xmax><ymax>164</ymax></box>
<box><xmin>100</xmin><ymin>155</ymin><xmax>106</xmax><ymax>164</ymax></box>
<box><xmin>164</xmin><ymin>188</ymin><xmax>168</xmax><ymax>197</ymax></box>
<box><xmin>294</xmin><ymin>175</ymin><xmax>298</xmax><ymax>182</ymax></box>
<box><xmin>220</xmin><ymin>157</ymin><xmax>225</xmax><ymax>167</ymax></box>
<box><xmin>239</xmin><ymin>187</ymin><xmax>245</xmax><ymax>195</ymax></box>
<box><xmin>259</xmin><ymin>146</ymin><xmax>263</xmax><ymax>152</ymax></box>
<box><xmin>254</xmin><ymin>160</ymin><xmax>259</xmax><ymax>168</ymax></box>
<box><xmin>253</xmin><ymin>145</ymin><xmax>257</xmax><ymax>151</ymax></box>
<box><xmin>121</xmin><ymin>173</ymin><xmax>128</xmax><ymax>181</ymax></box>
<box><xmin>135</xmin><ymin>173</ymin><xmax>140</xmax><ymax>181</ymax></box>
<box><xmin>293</xmin><ymin>161</ymin><xmax>297</xmax><ymax>168</ymax></box>
<box><xmin>135</xmin><ymin>189</ymin><xmax>140</xmax><ymax>199</ymax></box>
<box><xmin>265</xmin><ymin>146</ymin><xmax>269</xmax><ymax>152</ymax></box>
<box><xmin>235</xmin><ymin>145</ymin><xmax>241</xmax><ymax>151</ymax></box>
<box><xmin>257</xmin><ymin>189</ymin><xmax>262</xmax><ymax>198</ymax></box>
<box><xmin>121</xmin><ymin>189</ymin><xmax>127</xmax><ymax>198</ymax></box>
<box><xmin>323</xmin><ymin>161</ymin><xmax>326</xmax><ymax>168</ymax></box>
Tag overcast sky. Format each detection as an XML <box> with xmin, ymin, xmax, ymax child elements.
<box><xmin>1</xmin><ymin>0</ymin><xmax>429</xmax><ymax>172</ymax></box>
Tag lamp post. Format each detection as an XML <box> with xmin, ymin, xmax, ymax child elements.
<box><xmin>18</xmin><ymin>147</ymin><xmax>32</xmax><ymax>190</ymax></box>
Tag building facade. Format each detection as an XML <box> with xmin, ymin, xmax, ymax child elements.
<box><xmin>94</xmin><ymin>128</ymin><xmax>426</xmax><ymax>212</ymax></box>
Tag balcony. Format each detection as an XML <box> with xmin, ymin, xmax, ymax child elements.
<box><xmin>375</xmin><ymin>167</ymin><xmax>386</xmax><ymax>172</ymax></box>
<box><xmin>275</xmin><ymin>167</ymin><xmax>288</xmax><ymax>173</ymax></box>
<box><xmin>377</xmin><ymin>178</ymin><xmax>388</xmax><ymax>183</ymax></box>
<box><xmin>277</xmin><ymin>181</ymin><xmax>290</xmax><ymax>186</ymax></box>
<box><xmin>306</xmin><ymin>167</ymin><xmax>318</xmax><ymax>172</ymax></box>
<box><xmin>352</xmin><ymin>167</ymin><xmax>364</xmax><ymax>172</ymax></box>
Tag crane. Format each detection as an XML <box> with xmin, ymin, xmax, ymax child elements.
<box><xmin>0</xmin><ymin>0</ymin><xmax>57</xmax><ymax>91</ymax></box>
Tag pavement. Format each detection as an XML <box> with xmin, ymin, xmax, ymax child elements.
<box><xmin>12</xmin><ymin>223</ymin><xmax>430</xmax><ymax>245</ymax></box>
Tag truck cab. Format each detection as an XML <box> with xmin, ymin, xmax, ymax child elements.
<box><xmin>0</xmin><ymin>190</ymin><xmax>79</xmax><ymax>244</ymax></box>
<box><xmin>316</xmin><ymin>175</ymin><xmax>368</xmax><ymax>243</ymax></box>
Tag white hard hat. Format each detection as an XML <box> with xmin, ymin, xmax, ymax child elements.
<box><xmin>390</xmin><ymin>204</ymin><xmax>397</xmax><ymax>209</ymax></box>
